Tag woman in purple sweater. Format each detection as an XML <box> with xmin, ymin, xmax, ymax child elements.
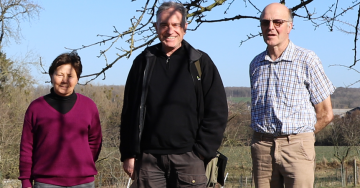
<box><xmin>19</xmin><ymin>51</ymin><xmax>102</xmax><ymax>188</ymax></box>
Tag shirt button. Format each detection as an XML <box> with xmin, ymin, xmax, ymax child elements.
<box><xmin>192</xmin><ymin>180</ymin><xmax>195</xmax><ymax>183</ymax></box>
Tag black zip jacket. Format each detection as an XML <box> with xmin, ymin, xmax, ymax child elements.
<box><xmin>120</xmin><ymin>40</ymin><xmax>228</xmax><ymax>162</ymax></box>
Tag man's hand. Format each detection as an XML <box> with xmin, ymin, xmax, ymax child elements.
<box><xmin>314</xmin><ymin>96</ymin><xmax>334</xmax><ymax>134</ymax></box>
<box><xmin>197</xmin><ymin>152</ymin><xmax>204</xmax><ymax>160</ymax></box>
<box><xmin>123</xmin><ymin>158</ymin><xmax>136</xmax><ymax>180</ymax></box>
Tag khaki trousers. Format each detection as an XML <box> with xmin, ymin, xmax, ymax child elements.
<box><xmin>251</xmin><ymin>132</ymin><xmax>315</xmax><ymax>188</ymax></box>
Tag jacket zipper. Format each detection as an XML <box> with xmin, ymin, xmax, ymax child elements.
<box><xmin>166</xmin><ymin>56</ymin><xmax>170</xmax><ymax>69</ymax></box>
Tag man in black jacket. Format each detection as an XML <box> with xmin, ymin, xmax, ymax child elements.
<box><xmin>120</xmin><ymin>1</ymin><xmax>228</xmax><ymax>187</ymax></box>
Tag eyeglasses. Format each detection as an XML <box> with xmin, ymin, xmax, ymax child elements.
<box><xmin>260</xmin><ymin>19</ymin><xmax>291</xmax><ymax>28</ymax></box>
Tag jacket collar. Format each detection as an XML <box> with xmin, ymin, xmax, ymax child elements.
<box><xmin>144</xmin><ymin>40</ymin><xmax>202</xmax><ymax>63</ymax></box>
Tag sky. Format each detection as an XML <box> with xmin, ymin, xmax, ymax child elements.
<box><xmin>4</xmin><ymin>0</ymin><xmax>360</xmax><ymax>88</ymax></box>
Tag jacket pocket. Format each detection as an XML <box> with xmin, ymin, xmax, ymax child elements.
<box><xmin>177</xmin><ymin>172</ymin><xmax>207</xmax><ymax>187</ymax></box>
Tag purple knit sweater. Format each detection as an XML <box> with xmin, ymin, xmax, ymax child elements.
<box><xmin>19</xmin><ymin>94</ymin><xmax>102</xmax><ymax>188</ymax></box>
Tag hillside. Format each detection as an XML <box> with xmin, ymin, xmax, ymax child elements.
<box><xmin>225</xmin><ymin>86</ymin><xmax>360</xmax><ymax>109</ymax></box>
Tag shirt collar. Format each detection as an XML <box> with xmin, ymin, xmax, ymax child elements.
<box><xmin>263</xmin><ymin>40</ymin><xmax>294</xmax><ymax>63</ymax></box>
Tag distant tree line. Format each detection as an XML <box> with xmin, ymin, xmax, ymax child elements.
<box><xmin>224</xmin><ymin>87</ymin><xmax>360</xmax><ymax>147</ymax></box>
<box><xmin>225</xmin><ymin>87</ymin><xmax>360</xmax><ymax>109</ymax></box>
<box><xmin>331</xmin><ymin>87</ymin><xmax>360</xmax><ymax>109</ymax></box>
<box><xmin>225</xmin><ymin>87</ymin><xmax>251</xmax><ymax>98</ymax></box>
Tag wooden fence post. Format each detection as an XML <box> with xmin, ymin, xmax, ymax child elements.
<box><xmin>240</xmin><ymin>175</ymin><xmax>243</xmax><ymax>188</ymax></box>
<box><xmin>357</xmin><ymin>166</ymin><xmax>360</xmax><ymax>185</ymax></box>
<box><xmin>341</xmin><ymin>163</ymin><xmax>345</xmax><ymax>187</ymax></box>
<box><xmin>354</xmin><ymin>159</ymin><xmax>357</xmax><ymax>187</ymax></box>
<box><xmin>98</xmin><ymin>172</ymin><xmax>102</xmax><ymax>188</ymax></box>
<box><xmin>0</xmin><ymin>171</ymin><xmax>3</xmax><ymax>188</ymax></box>
<box><xmin>346</xmin><ymin>165</ymin><xmax>348</xmax><ymax>186</ymax></box>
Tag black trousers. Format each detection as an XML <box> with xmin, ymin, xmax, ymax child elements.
<box><xmin>135</xmin><ymin>151</ymin><xmax>207</xmax><ymax>188</ymax></box>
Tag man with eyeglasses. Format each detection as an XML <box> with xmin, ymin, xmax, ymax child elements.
<box><xmin>249</xmin><ymin>3</ymin><xmax>335</xmax><ymax>188</ymax></box>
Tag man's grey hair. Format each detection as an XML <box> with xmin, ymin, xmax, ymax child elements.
<box><xmin>260</xmin><ymin>6</ymin><xmax>294</xmax><ymax>23</ymax></box>
<box><xmin>287</xmin><ymin>8</ymin><xmax>294</xmax><ymax>22</ymax></box>
<box><xmin>156</xmin><ymin>1</ymin><xmax>188</xmax><ymax>27</ymax></box>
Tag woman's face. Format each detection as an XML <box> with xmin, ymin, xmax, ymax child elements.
<box><xmin>51</xmin><ymin>64</ymin><xmax>78</xmax><ymax>96</ymax></box>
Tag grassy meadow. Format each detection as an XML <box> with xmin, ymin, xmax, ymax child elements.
<box><xmin>218</xmin><ymin>146</ymin><xmax>360</xmax><ymax>187</ymax></box>
<box><xmin>218</xmin><ymin>146</ymin><xmax>346</xmax><ymax>169</ymax></box>
<box><xmin>228</xmin><ymin>97</ymin><xmax>251</xmax><ymax>103</ymax></box>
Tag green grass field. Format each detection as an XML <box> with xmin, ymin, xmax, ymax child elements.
<box><xmin>228</xmin><ymin>97</ymin><xmax>251</xmax><ymax>103</ymax></box>
<box><xmin>315</xmin><ymin>146</ymin><xmax>359</xmax><ymax>163</ymax></box>
<box><xmin>219</xmin><ymin>146</ymin><xmax>358</xmax><ymax>166</ymax></box>
<box><xmin>96</xmin><ymin>146</ymin><xmax>358</xmax><ymax>187</ymax></box>
<box><xmin>218</xmin><ymin>146</ymin><xmax>360</xmax><ymax>187</ymax></box>
<box><xmin>315</xmin><ymin>146</ymin><xmax>337</xmax><ymax>163</ymax></box>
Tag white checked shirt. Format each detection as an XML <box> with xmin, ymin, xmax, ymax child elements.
<box><xmin>249</xmin><ymin>41</ymin><xmax>336</xmax><ymax>135</ymax></box>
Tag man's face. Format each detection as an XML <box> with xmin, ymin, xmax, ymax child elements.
<box><xmin>155</xmin><ymin>8</ymin><xmax>188</xmax><ymax>55</ymax></box>
<box><xmin>261</xmin><ymin>4</ymin><xmax>292</xmax><ymax>49</ymax></box>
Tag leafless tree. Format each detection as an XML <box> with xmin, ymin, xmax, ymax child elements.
<box><xmin>0</xmin><ymin>0</ymin><xmax>42</xmax><ymax>46</ymax></box>
<box><xmin>59</xmin><ymin>0</ymin><xmax>360</xmax><ymax>84</ymax></box>
<box><xmin>330</xmin><ymin>116</ymin><xmax>352</xmax><ymax>187</ymax></box>
<box><xmin>0</xmin><ymin>51</ymin><xmax>34</xmax><ymax>179</ymax></box>
<box><xmin>329</xmin><ymin>111</ymin><xmax>360</xmax><ymax>187</ymax></box>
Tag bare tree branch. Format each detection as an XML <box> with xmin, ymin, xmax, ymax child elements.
<box><xmin>68</xmin><ymin>0</ymin><xmax>360</xmax><ymax>84</ymax></box>
<box><xmin>240</xmin><ymin>32</ymin><xmax>262</xmax><ymax>47</ymax></box>
<box><xmin>351</xmin><ymin>5</ymin><xmax>360</xmax><ymax>68</ymax></box>
<box><xmin>329</xmin><ymin>64</ymin><xmax>360</xmax><ymax>87</ymax></box>
<box><xmin>247</xmin><ymin>0</ymin><xmax>261</xmax><ymax>13</ymax></box>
